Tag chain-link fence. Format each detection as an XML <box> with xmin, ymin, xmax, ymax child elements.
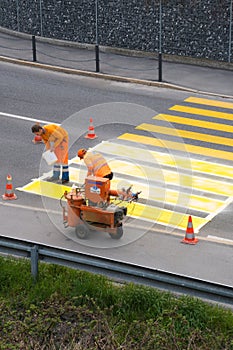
<box><xmin>0</xmin><ymin>0</ymin><xmax>232</xmax><ymax>63</ymax></box>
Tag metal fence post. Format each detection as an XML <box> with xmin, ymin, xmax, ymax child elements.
<box><xmin>39</xmin><ymin>0</ymin><xmax>43</xmax><ymax>37</ymax></box>
<box><xmin>158</xmin><ymin>0</ymin><xmax>163</xmax><ymax>82</ymax></box>
<box><xmin>32</xmin><ymin>35</ymin><xmax>37</xmax><ymax>62</ymax></box>
<box><xmin>95</xmin><ymin>45</ymin><xmax>100</xmax><ymax>72</ymax></box>
<box><xmin>95</xmin><ymin>0</ymin><xmax>100</xmax><ymax>72</ymax></box>
<box><xmin>31</xmin><ymin>245</ymin><xmax>39</xmax><ymax>282</ymax></box>
<box><xmin>16</xmin><ymin>0</ymin><xmax>20</xmax><ymax>32</ymax></box>
<box><xmin>158</xmin><ymin>52</ymin><xmax>162</xmax><ymax>82</ymax></box>
<box><xmin>229</xmin><ymin>0</ymin><xmax>232</xmax><ymax>63</ymax></box>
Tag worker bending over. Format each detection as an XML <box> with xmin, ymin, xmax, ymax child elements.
<box><xmin>77</xmin><ymin>148</ymin><xmax>113</xmax><ymax>180</ymax></box>
<box><xmin>32</xmin><ymin>124</ymin><xmax>69</xmax><ymax>184</ymax></box>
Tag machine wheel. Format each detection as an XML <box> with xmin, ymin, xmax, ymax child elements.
<box><xmin>75</xmin><ymin>224</ymin><xmax>89</xmax><ymax>239</ymax></box>
<box><xmin>109</xmin><ymin>225</ymin><xmax>123</xmax><ymax>240</ymax></box>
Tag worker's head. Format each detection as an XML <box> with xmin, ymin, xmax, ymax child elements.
<box><xmin>31</xmin><ymin>124</ymin><xmax>43</xmax><ymax>135</ymax></box>
<box><xmin>77</xmin><ymin>148</ymin><xmax>87</xmax><ymax>159</ymax></box>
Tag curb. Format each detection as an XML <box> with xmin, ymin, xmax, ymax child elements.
<box><xmin>1</xmin><ymin>55</ymin><xmax>233</xmax><ymax>99</ymax></box>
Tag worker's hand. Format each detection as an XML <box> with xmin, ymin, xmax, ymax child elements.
<box><xmin>50</xmin><ymin>146</ymin><xmax>55</xmax><ymax>152</ymax></box>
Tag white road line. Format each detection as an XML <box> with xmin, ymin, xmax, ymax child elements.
<box><xmin>207</xmin><ymin>235</ymin><xmax>233</xmax><ymax>245</ymax></box>
<box><xmin>0</xmin><ymin>201</ymin><xmax>60</xmax><ymax>215</ymax></box>
<box><xmin>0</xmin><ymin>111</ymin><xmax>59</xmax><ymax>125</ymax></box>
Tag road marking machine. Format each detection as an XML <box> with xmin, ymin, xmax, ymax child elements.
<box><xmin>61</xmin><ymin>176</ymin><xmax>141</xmax><ymax>240</ymax></box>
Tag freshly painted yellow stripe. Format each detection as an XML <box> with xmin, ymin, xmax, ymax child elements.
<box><xmin>94</xmin><ymin>141</ymin><xmax>233</xmax><ymax>179</ymax></box>
<box><xmin>18</xmin><ymin>174</ymin><xmax>225</xmax><ymax>214</ymax></box>
<box><xmin>170</xmin><ymin>105</ymin><xmax>233</xmax><ymax>121</ymax></box>
<box><xmin>69</xmin><ymin>166</ymin><xmax>86</xmax><ymax>183</ymax></box>
<box><xmin>137</xmin><ymin>123</ymin><xmax>233</xmax><ymax>147</ymax></box>
<box><xmin>69</xmin><ymin>156</ymin><xmax>81</xmax><ymax>164</ymax></box>
<box><xmin>17</xmin><ymin>179</ymin><xmax>207</xmax><ymax>231</ymax></box>
<box><xmin>185</xmin><ymin>97</ymin><xmax>233</xmax><ymax>110</ymax></box>
<box><xmin>122</xmin><ymin>201</ymin><xmax>207</xmax><ymax>231</ymax></box>
<box><xmin>118</xmin><ymin>133</ymin><xmax>233</xmax><ymax>162</ymax></box>
<box><xmin>155</xmin><ymin>113</ymin><xmax>233</xmax><ymax>134</ymax></box>
<box><xmin>17</xmin><ymin>180</ymin><xmax>71</xmax><ymax>200</ymax></box>
<box><xmin>109</xmin><ymin>159</ymin><xmax>233</xmax><ymax>196</ymax></box>
<box><xmin>110</xmin><ymin>179</ymin><xmax>224</xmax><ymax>213</ymax></box>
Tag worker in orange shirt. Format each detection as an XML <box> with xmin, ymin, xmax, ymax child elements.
<box><xmin>31</xmin><ymin>124</ymin><xmax>69</xmax><ymax>184</ymax></box>
<box><xmin>77</xmin><ymin>148</ymin><xmax>113</xmax><ymax>180</ymax></box>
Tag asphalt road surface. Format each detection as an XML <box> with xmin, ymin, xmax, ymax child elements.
<box><xmin>0</xmin><ymin>61</ymin><xmax>233</xmax><ymax>287</ymax></box>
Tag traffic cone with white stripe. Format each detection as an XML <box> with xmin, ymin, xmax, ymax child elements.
<box><xmin>85</xmin><ymin>118</ymin><xmax>97</xmax><ymax>139</ymax></box>
<box><xmin>2</xmin><ymin>174</ymin><xmax>17</xmax><ymax>200</ymax></box>
<box><xmin>181</xmin><ymin>215</ymin><xmax>198</xmax><ymax>245</ymax></box>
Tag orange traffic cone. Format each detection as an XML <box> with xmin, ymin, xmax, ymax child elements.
<box><xmin>181</xmin><ymin>215</ymin><xmax>198</xmax><ymax>245</ymax></box>
<box><xmin>85</xmin><ymin>118</ymin><xmax>97</xmax><ymax>139</ymax></box>
<box><xmin>32</xmin><ymin>134</ymin><xmax>43</xmax><ymax>144</ymax></box>
<box><xmin>2</xmin><ymin>174</ymin><xmax>17</xmax><ymax>200</ymax></box>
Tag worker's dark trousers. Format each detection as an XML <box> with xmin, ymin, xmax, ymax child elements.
<box><xmin>53</xmin><ymin>164</ymin><xmax>69</xmax><ymax>181</ymax></box>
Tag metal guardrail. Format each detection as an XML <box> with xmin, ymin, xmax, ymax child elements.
<box><xmin>0</xmin><ymin>235</ymin><xmax>233</xmax><ymax>306</ymax></box>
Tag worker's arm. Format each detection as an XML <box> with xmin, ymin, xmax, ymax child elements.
<box><xmin>84</xmin><ymin>157</ymin><xmax>93</xmax><ymax>176</ymax></box>
<box><xmin>44</xmin><ymin>140</ymin><xmax>51</xmax><ymax>151</ymax></box>
<box><xmin>52</xmin><ymin>128</ymin><xmax>65</xmax><ymax>149</ymax></box>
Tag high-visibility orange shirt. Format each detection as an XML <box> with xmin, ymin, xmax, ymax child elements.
<box><xmin>84</xmin><ymin>151</ymin><xmax>111</xmax><ymax>177</ymax></box>
<box><xmin>41</xmin><ymin>124</ymin><xmax>69</xmax><ymax>164</ymax></box>
<box><xmin>42</xmin><ymin>124</ymin><xmax>68</xmax><ymax>150</ymax></box>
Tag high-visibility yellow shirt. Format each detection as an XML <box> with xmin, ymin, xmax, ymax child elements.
<box><xmin>84</xmin><ymin>151</ymin><xmax>111</xmax><ymax>177</ymax></box>
<box><xmin>42</xmin><ymin>124</ymin><xmax>68</xmax><ymax>149</ymax></box>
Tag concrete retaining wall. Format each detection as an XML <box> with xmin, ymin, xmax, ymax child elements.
<box><xmin>0</xmin><ymin>0</ymin><xmax>232</xmax><ymax>63</ymax></box>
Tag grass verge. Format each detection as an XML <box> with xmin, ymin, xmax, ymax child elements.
<box><xmin>0</xmin><ymin>256</ymin><xmax>233</xmax><ymax>349</ymax></box>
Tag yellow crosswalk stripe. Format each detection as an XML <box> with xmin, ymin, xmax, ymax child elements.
<box><xmin>124</xmin><ymin>202</ymin><xmax>207</xmax><ymax>231</ymax></box>
<box><xmin>18</xmin><ymin>166</ymin><xmax>226</xmax><ymax>215</ymax></box>
<box><xmin>110</xmin><ymin>179</ymin><xmax>224</xmax><ymax>213</ymax></box>
<box><xmin>108</xmin><ymin>159</ymin><xmax>233</xmax><ymax>196</ymax></box>
<box><xmin>17</xmin><ymin>180</ymin><xmax>70</xmax><ymax>199</ymax></box>
<box><xmin>136</xmin><ymin>123</ymin><xmax>233</xmax><ymax>147</ymax></box>
<box><xmin>118</xmin><ymin>133</ymin><xmax>233</xmax><ymax>162</ymax></box>
<box><xmin>170</xmin><ymin>105</ymin><xmax>233</xmax><ymax>121</ymax></box>
<box><xmin>16</xmin><ymin>177</ymin><xmax>208</xmax><ymax>231</ymax></box>
<box><xmin>185</xmin><ymin>97</ymin><xmax>233</xmax><ymax>109</ymax></box>
<box><xmin>94</xmin><ymin>141</ymin><xmax>233</xmax><ymax>179</ymax></box>
<box><xmin>155</xmin><ymin>114</ymin><xmax>233</xmax><ymax>134</ymax></box>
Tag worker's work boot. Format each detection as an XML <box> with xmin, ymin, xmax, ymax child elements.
<box><xmin>61</xmin><ymin>179</ymin><xmax>69</xmax><ymax>184</ymax></box>
<box><xmin>48</xmin><ymin>165</ymin><xmax>61</xmax><ymax>182</ymax></box>
<box><xmin>47</xmin><ymin>176</ymin><xmax>59</xmax><ymax>182</ymax></box>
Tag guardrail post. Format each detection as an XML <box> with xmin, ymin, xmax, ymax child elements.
<box><xmin>95</xmin><ymin>44</ymin><xmax>100</xmax><ymax>72</ymax></box>
<box><xmin>31</xmin><ymin>245</ymin><xmax>39</xmax><ymax>282</ymax></box>
<box><xmin>32</xmin><ymin>35</ymin><xmax>37</xmax><ymax>62</ymax></box>
<box><xmin>158</xmin><ymin>52</ymin><xmax>162</xmax><ymax>82</ymax></box>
